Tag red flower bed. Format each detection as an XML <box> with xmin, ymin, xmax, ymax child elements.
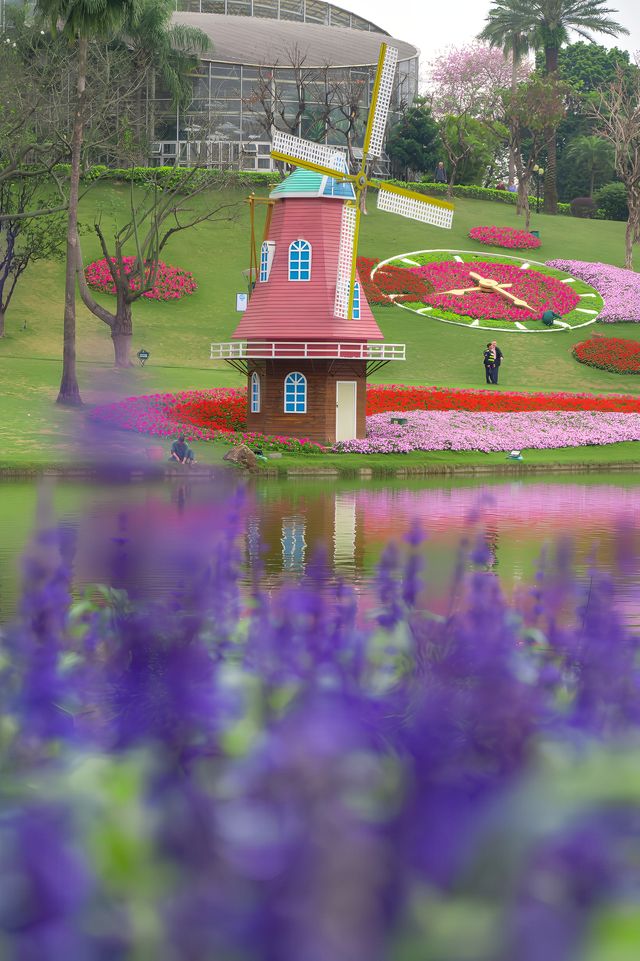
<box><xmin>85</xmin><ymin>257</ymin><xmax>197</xmax><ymax>301</ymax></box>
<box><xmin>170</xmin><ymin>392</ymin><xmax>247</xmax><ymax>432</ymax></box>
<box><xmin>410</xmin><ymin>260</ymin><xmax>579</xmax><ymax>322</ymax></box>
<box><xmin>469</xmin><ymin>226</ymin><xmax>541</xmax><ymax>249</ymax></box>
<box><xmin>357</xmin><ymin>257</ymin><xmax>433</xmax><ymax>306</ymax></box>
<box><xmin>573</xmin><ymin>336</ymin><xmax>640</xmax><ymax>374</ymax></box>
<box><xmin>366</xmin><ymin>384</ymin><xmax>640</xmax><ymax>415</ymax></box>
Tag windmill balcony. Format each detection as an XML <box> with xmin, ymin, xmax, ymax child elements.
<box><xmin>210</xmin><ymin>341</ymin><xmax>406</xmax><ymax>361</ymax></box>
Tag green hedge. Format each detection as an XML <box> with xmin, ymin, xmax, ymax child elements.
<box><xmin>389</xmin><ymin>179</ymin><xmax>573</xmax><ymax>216</ymax></box>
<box><xmin>52</xmin><ymin>164</ymin><xmax>281</xmax><ymax>189</ymax></box>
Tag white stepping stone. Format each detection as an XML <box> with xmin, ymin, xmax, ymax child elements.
<box><xmin>515</xmin><ymin>322</ymin><xmax>527</xmax><ymax>330</ymax></box>
<box><xmin>554</xmin><ymin>320</ymin><xmax>570</xmax><ymax>328</ymax></box>
<box><xmin>576</xmin><ymin>308</ymin><xmax>598</xmax><ymax>314</ymax></box>
<box><xmin>560</xmin><ymin>278</ymin><xmax>575</xmax><ymax>283</ymax></box>
<box><xmin>402</xmin><ymin>258</ymin><xmax>419</xmax><ymax>265</ymax></box>
<box><xmin>417</xmin><ymin>306</ymin><xmax>432</xmax><ymax>313</ymax></box>
<box><xmin>470</xmin><ymin>319</ymin><xmax>480</xmax><ymax>326</ymax></box>
<box><xmin>520</xmin><ymin>263</ymin><xmax>530</xmax><ymax>270</ymax></box>
<box><xmin>578</xmin><ymin>293</ymin><xmax>596</xmax><ymax>297</ymax></box>
<box><xmin>453</xmin><ymin>255</ymin><xmax>464</xmax><ymax>262</ymax></box>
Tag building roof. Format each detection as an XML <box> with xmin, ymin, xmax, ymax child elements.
<box><xmin>232</xmin><ymin>196</ymin><xmax>382</xmax><ymax>341</ymax></box>
<box><xmin>270</xmin><ymin>167</ymin><xmax>356</xmax><ymax>201</ymax></box>
<box><xmin>172</xmin><ymin>12</ymin><xmax>418</xmax><ymax>67</ymax></box>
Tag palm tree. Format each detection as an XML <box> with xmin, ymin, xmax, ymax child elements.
<box><xmin>479</xmin><ymin>0</ymin><xmax>628</xmax><ymax>213</ymax></box>
<box><xmin>35</xmin><ymin>0</ymin><xmax>141</xmax><ymax>406</ymax></box>
<box><xmin>125</xmin><ymin>0</ymin><xmax>210</xmax><ymax>161</ymax></box>
<box><xmin>564</xmin><ymin>134</ymin><xmax>614</xmax><ymax>195</ymax></box>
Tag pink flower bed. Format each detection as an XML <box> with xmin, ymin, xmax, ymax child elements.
<box><xmin>89</xmin><ymin>389</ymin><xmax>244</xmax><ymax>440</ymax></box>
<box><xmin>335</xmin><ymin>409</ymin><xmax>640</xmax><ymax>453</ymax></box>
<box><xmin>85</xmin><ymin>257</ymin><xmax>197</xmax><ymax>301</ymax></box>
<box><xmin>546</xmin><ymin>259</ymin><xmax>640</xmax><ymax>323</ymax></box>
<box><xmin>469</xmin><ymin>226</ymin><xmax>541</xmax><ymax>249</ymax></box>
<box><xmin>410</xmin><ymin>261</ymin><xmax>579</xmax><ymax>322</ymax></box>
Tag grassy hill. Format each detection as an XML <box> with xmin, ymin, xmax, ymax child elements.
<box><xmin>1</xmin><ymin>181</ymin><xmax>639</xmax><ymax>467</ymax></box>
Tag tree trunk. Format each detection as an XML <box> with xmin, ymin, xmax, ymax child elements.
<box><xmin>543</xmin><ymin>44</ymin><xmax>559</xmax><ymax>215</ymax></box>
<box><xmin>589</xmin><ymin>169</ymin><xmax>595</xmax><ymax>198</ymax></box>
<box><xmin>57</xmin><ymin>35</ymin><xmax>87</xmax><ymax>407</ymax></box>
<box><xmin>112</xmin><ymin>292</ymin><xmax>133</xmax><ymax>367</ymax></box>
<box><xmin>624</xmin><ymin>217</ymin><xmax>635</xmax><ymax>270</ymax></box>
<box><xmin>508</xmin><ymin>51</ymin><xmax>517</xmax><ymax>187</ymax></box>
<box><xmin>0</xmin><ymin>306</ymin><xmax>4</xmax><ymax>338</ymax></box>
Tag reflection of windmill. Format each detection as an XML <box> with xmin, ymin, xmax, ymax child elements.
<box><xmin>271</xmin><ymin>42</ymin><xmax>454</xmax><ymax>319</ymax></box>
<box><xmin>210</xmin><ymin>42</ymin><xmax>455</xmax><ymax>445</ymax></box>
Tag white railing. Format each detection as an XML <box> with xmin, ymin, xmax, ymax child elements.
<box><xmin>210</xmin><ymin>341</ymin><xmax>406</xmax><ymax>361</ymax></box>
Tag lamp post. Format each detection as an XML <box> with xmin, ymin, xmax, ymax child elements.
<box><xmin>532</xmin><ymin>164</ymin><xmax>544</xmax><ymax>214</ymax></box>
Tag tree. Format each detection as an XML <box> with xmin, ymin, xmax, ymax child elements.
<box><xmin>124</xmin><ymin>0</ymin><xmax>210</xmax><ymax>161</ymax></box>
<box><xmin>0</xmin><ymin>178</ymin><xmax>66</xmax><ymax>337</ymax></box>
<box><xmin>591</xmin><ymin>66</ymin><xmax>640</xmax><ymax>269</ymax></box>
<box><xmin>34</xmin><ymin>0</ymin><xmax>142</xmax><ymax>407</ymax></box>
<box><xmin>563</xmin><ymin>134</ymin><xmax>614</xmax><ymax>195</ymax></box>
<box><xmin>75</xmin><ymin>171</ymin><xmax>238</xmax><ymax>366</ymax></box>
<box><xmin>439</xmin><ymin>115</ymin><xmax>504</xmax><ymax>194</ymax></box>
<box><xmin>479</xmin><ymin>0</ymin><xmax>628</xmax><ymax>213</ymax></box>
<box><xmin>386</xmin><ymin>98</ymin><xmax>439</xmax><ymax>180</ymax></box>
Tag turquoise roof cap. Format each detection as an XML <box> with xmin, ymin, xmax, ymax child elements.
<box><xmin>269</xmin><ymin>166</ymin><xmax>355</xmax><ymax>201</ymax></box>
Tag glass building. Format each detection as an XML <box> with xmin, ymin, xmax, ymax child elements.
<box><xmin>150</xmin><ymin>2</ymin><xmax>419</xmax><ymax>169</ymax></box>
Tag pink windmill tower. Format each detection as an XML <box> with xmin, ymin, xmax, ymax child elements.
<box><xmin>211</xmin><ymin>43</ymin><xmax>454</xmax><ymax>445</ymax></box>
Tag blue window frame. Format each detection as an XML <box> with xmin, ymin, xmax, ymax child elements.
<box><xmin>352</xmin><ymin>281</ymin><xmax>361</xmax><ymax>320</ymax></box>
<box><xmin>284</xmin><ymin>371</ymin><xmax>307</xmax><ymax>413</ymax></box>
<box><xmin>288</xmin><ymin>240</ymin><xmax>311</xmax><ymax>281</ymax></box>
<box><xmin>259</xmin><ymin>242</ymin><xmax>269</xmax><ymax>282</ymax></box>
<box><xmin>250</xmin><ymin>371</ymin><xmax>260</xmax><ymax>413</ymax></box>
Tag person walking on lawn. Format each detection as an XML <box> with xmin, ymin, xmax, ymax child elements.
<box><xmin>483</xmin><ymin>343</ymin><xmax>496</xmax><ymax>384</ymax></box>
<box><xmin>490</xmin><ymin>341</ymin><xmax>504</xmax><ymax>384</ymax></box>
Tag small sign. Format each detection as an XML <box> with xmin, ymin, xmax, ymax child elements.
<box><xmin>137</xmin><ymin>348</ymin><xmax>150</xmax><ymax>367</ymax></box>
<box><xmin>236</xmin><ymin>292</ymin><xmax>248</xmax><ymax>312</ymax></box>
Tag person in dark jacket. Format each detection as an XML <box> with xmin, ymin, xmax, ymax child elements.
<box><xmin>434</xmin><ymin>161</ymin><xmax>447</xmax><ymax>183</ymax></box>
<box><xmin>170</xmin><ymin>434</ymin><xmax>195</xmax><ymax>465</ymax></box>
<box><xmin>483</xmin><ymin>343</ymin><xmax>496</xmax><ymax>384</ymax></box>
<box><xmin>490</xmin><ymin>341</ymin><xmax>504</xmax><ymax>384</ymax></box>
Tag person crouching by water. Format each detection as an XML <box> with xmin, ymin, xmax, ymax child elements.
<box><xmin>170</xmin><ymin>434</ymin><xmax>196</xmax><ymax>465</ymax></box>
<box><xmin>483</xmin><ymin>343</ymin><xmax>496</xmax><ymax>384</ymax></box>
<box><xmin>490</xmin><ymin>340</ymin><xmax>504</xmax><ymax>384</ymax></box>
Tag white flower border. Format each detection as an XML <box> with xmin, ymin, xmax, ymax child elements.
<box><xmin>374</xmin><ymin>249</ymin><xmax>602</xmax><ymax>334</ymax></box>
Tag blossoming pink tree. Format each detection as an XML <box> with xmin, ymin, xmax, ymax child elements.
<box><xmin>76</xmin><ymin>169</ymin><xmax>238</xmax><ymax>366</ymax></box>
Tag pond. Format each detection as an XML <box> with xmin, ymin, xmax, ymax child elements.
<box><xmin>2</xmin><ymin>471</ymin><xmax>640</xmax><ymax>625</ymax></box>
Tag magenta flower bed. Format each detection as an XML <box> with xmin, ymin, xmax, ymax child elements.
<box><xmin>85</xmin><ymin>257</ymin><xmax>197</xmax><ymax>301</ymax></box>
<box><xmin>89</xmin><ymin>389</ymin><xmax>244</xmax><ymax>441</ymax></box>
<box><xmin>546</xmin><ymin>259</ymin><xmax>640</xmax><ymax>323</ymax></box>
<box><xmin>469</xmin><ymin>226</ymin><xmax>541</xmax><ymax>249</ymax></box>
<box><xmin>409</xmin><ymin>261</ymin><xmax>579</xmax><ymax>322</ymax></box>
<box><xmin>334</xmin><ymin>409</ymin><xmax>640</xmax><ymax>453</ymax></box>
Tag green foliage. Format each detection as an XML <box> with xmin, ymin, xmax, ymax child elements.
<box><xmin>594</xmin><ymin>181</ymin><xmax>629</xmax><ymax>221</ymax></box>
<box><xmin>552</xmin><ymin>41</ymin><xmax>634</xmax><ymax>94</ymax></box>
<box><xmin>386</xmin><ymin>98</ymin><xmax>439</xmax><ymax>179</ymax></box>
<box><xmin>440</xmin><ymin>115</ymin><xmax>502</xmax><ymax>185</ymax></box>
<box><xmin>53</xmin><ymin>164</ymin><xmax>280</xmax><ymax>190</ymax></box>
<box><xmin>394</xmin><ymin>179</ymin><xmax>574</xmax><ymax>215</ymax></box>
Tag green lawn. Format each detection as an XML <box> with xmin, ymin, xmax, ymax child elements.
<box><xmin>1</xmin><ymin>181</ymin><xmax>639</xmax><ymax>470</ymax></box>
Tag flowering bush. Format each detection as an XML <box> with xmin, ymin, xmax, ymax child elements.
<box><xmin>469</xmin><ymin>225</ymin><xmax>542</xmax><ymax>249</ymax></box>
<box><xmin>89</xmin><ymin>389</ymin><xmax>247</xmax><ymax>441</ymax></box>
<box><xmin>573</xmin><ymin>336</ymin><xmax>640</xmax><ymax>374</ymax></box>
<box><xmin>365</xmin><ymin>383</ymin><xmax>640</xmax><ymax>414</ymax></box>
<box><xmin>335</xmin><ymin>409</ymin><xmax>640</xmax><ymax>453</ymax></box>
<box><xmin>357</xmin><ymin>257</ymin><xmax>433</xmax><ymax>305</ymax></box>
<box><xmin>546</xmin><ymin>259</ymin><xmax>640</xmax><ymax>323</ymax></box>
<box><xmin>233</xmin><ymin>431</ymin><xmax>326</xmax><ymax>453</ymax></box>
<box><xmin>410</xmin><ymin>260</ymin><xmax>579</xmax><ymax>322</ymax></box>
<box><xmin>85</xmin><ymin>256</ymin><xmax>197</xmax><ymax>301</ymax></box>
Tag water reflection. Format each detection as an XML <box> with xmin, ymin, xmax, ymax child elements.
<box><xmin>1</xmin><ymin>474</ymin><xmax>640</xmax><ymax>623</ymax></box>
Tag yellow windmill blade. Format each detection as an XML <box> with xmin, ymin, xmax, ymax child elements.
<box><xmin>334</xmin><ymin>201</ymin><xmax>360</xmax><ymax>319</ymax></box>
<box><xmin>375</xmin><ymin>181</ymin><xmax>455</xmax><ymax>229</ymax></box>
<box><xmin>362</xmin><ymin>43</ymin><xmax>399</xmax><ymax>160</ymax></box>
<box><xmin>271</xmin><ymin>130</ymin><xmax>352</xmax><ymax>180</ymax></box>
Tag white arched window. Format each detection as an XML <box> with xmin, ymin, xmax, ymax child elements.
<box><xmin>260</xmin><ymin>241</ymin><xmax>275</xmax><ymax>282</ymax></box>
<box><xmin>352</xmin><ymin>281</ymin><xmax>361</xmax><ymax>320</ymax></box>
<box><xmin>250</xmin><ymin>371</ymin><xmax>261</xmax><ymax>413</ymax></box>
<box><xmin>284</xmin><ymin>371</ymin><xmax>307</xmax><ymax>413</ymax></box>
<box><xmin>288</xmin><ymin>240</ymin><xmax>311</xmax><ymax>281</ymax></box>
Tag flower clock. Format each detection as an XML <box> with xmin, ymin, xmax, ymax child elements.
<box><xmin>372</xmin><ymin>250</ymin><xmax>604</xmax><ymax>333</ymax></box>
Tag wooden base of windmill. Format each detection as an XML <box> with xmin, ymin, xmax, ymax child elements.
<box><xmin>246</xmin><ymin>359</ymin><xmax>367</xmax><ymax>445</ymax></box>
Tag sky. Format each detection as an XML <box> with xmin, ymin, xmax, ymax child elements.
<box><xmin>344</xmin><ymin>0</ymin><xmax>640</xmax><ymax>71</ymax></box>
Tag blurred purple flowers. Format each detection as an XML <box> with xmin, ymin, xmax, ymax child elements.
<box><xmin>546</xmin><ymin>259</ymin><xmax>640</xmax><ymax>323</ymax></box>
<box><xmin>1</xmin><ymin>496</ymin><xmax>640</xmax><ymax>961</ymax></box>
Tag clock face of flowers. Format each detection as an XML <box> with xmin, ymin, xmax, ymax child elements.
<box><xmin>414</xmin><ymin>260</ymin><xmax>579</xmax><ymax>322</ymax></box>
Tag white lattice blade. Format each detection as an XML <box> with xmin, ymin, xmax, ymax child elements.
<box><xmin>272</xmin><ymin>130</ymin><xmax>346</xmax><ymax>175</ymax></box>
<box><xmin>377</xmin><ymin>187</ymin><xmax>454</xmax><ymax>229</ymax></box>
<box><xmin>367</xmin><ymin>45</ymin><xmax>398</xmax><ymax>158</ymax></box>
<box><xmin>334</xmin><ymin>204</ymin><xmax>357</xmax><ymax>319</ymax></box>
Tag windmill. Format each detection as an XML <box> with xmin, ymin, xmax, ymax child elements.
<box><xmin>271</xmin><ymin>42</ymin><xmax>454</xmax><ymax>320</ymax></box>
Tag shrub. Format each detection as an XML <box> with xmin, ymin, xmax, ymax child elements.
<box><xmin>570</xmin><ymin>197</ymin><xmax>597</xmax><ymax>218</ymax></box>
<box><xmin>469</xmin><ymin>225</ymin><xmax>541</xmax><ymax>249</ymax></box>
<box><xmin>573</xmin><ymin>336</ymin><xmax>640</xmax><ymax>374</ymax></box>
<box><xmin>399</xmin><ymin>179</ymin><xmax>573</xmax><ymax>215</ymax></box>
<box><xmin>594</xmin><ymin>182</ymin><xmax>629</xmax><ymax>222</ymax></box>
